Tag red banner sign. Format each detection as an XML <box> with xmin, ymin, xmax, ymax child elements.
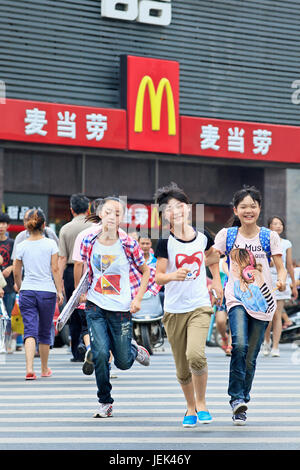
<box><xmin>0</xmin><ymin>99</ymin><xmax>127</xmax><ymax>149</ymax></box>
<box><xmin>180</xmin><ymin>116</ymin><xmax>300</xmax><ymax>164</ymax></box>
<box><xmin>0</xmin><ymin>53</ymin><xmax>300</xmax><ymax>165</ymax></box>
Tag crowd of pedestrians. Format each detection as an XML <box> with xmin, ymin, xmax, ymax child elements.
<box><xmin>0</xmin><ymin>183</ymin><xmax>298</xmax><ymax>427</ymax></box>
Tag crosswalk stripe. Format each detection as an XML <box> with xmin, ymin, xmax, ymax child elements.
<box><xmin>0</xmin><ymin>415</ymin><xmax>299</xmax><ymax>422</ymax></box>
<box><xmin>0</xmin><ymin>393</ymin><xmax>299</xmax><ymax>399</ymax></box>
<box><xmin>0</xmin><ymin>425</ymin><xmax>300</xmax><ymax>432</ymax></box>
<box><xmin>0</xmin><ymin>385</ymin><xmax>300</xmax><ymax>391</ymax></box>
<box><xmin>0</xmin><ymin>343</ymin><xmax>300</xmax><ymax>450</ymax></box>
<box><xmin>0</xmin><ymin>403</ymin><xmax>299</xmax><ymax>409</ymax></box>
<box><xmin>0</xmin><ymin>437</ymin><xmax>299</xmax><ymax>444</ymax></box>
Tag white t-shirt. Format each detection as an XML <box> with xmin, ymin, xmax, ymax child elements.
<box><xmin>270</xmin><ymin>238</ymin><xmax>292</xmax><ymax>300</ymax></box>
<box><xmin>155</xmin><ymin>230</ymin><xmax>212</xmax><ymax>313</ymax></box>
<box><xmin>15</xmin><ymin>238</ymin><xmax>58</xmax><ymax>293</ymax></box>
<box><xmin>86</xmin><ymin>239</ymin><xmax>132</xmax><ymax>312</ymax></box>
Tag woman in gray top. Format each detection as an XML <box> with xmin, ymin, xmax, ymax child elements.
<box><xmin>13</xmin><ymin>209</ymin><xmax>63</xmax><ymax>380</ymax></box>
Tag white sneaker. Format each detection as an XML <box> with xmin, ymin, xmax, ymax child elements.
<box><xmin>93</xmin><ymin>403</ymin><xmax>113</xmax><ymax>418</ymax></box>
<box><xmin>271</xmin><ymin>348</ymin><xmax>280</xmax><ymax>357</ymax></box>
<box><xmin>135</xmin><ymin>344</ymin><xmax>150</xmax><ymax>366</ymax></box>
<box><xmin>262</xmin><ymin>341</ymin><xmax>271</xmax><ymax>356</ymax></box>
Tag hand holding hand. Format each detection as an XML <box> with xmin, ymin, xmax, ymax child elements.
<box><xmin>130</xmin><ymin>297</ymin><xmax>141</xmax><ymax>314</ymax></box>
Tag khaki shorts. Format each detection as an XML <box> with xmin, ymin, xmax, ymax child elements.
<box><xmin>163</xmin><ymin>306</ymin><xmax>213</xmax><ymax>385</ymax></box>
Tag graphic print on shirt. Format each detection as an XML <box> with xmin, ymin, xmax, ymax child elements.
<box><xmin>93</xmin><ymin>253</ymin><xmax>121</xmax><ymax>295</ymax></box>
<box><xmin>230</xmin><ymin>248</ymin><xmax>274</xmax><ymax>314</ymax></box>
<box><xmin>0</xmin><ymin>242</ymin><xmax>11</xmax><ymax>268</ymax></box>
<box><xmin>175</xmin><ymin>251</ymin><xmax>204</xmax><ymax>281</ymax></box>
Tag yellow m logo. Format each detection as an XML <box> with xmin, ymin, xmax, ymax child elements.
<box><xmin>134</xmin><ymin>76</ymin><xmax>176</xmax><ymax>135</ymax></box>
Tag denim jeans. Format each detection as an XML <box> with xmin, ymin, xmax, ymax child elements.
<box><xmin>85</xmin><ymin>301</ymin><xmax>138</xmax><ymax>404</ymax></box>
<box><xmin>228</xmin><ymin>305</ymin><xmax>268</xmax><ymax>404</ymax></box>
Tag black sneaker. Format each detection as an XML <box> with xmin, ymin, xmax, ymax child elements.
<box><xmin>232</xmin><ymin>411</ymin><xmax>247</xmax><ymax>426</ymax></box>
<box><xmin>82</xmin><ymin>349</ymin><xmax>94</xmax><ymax>375</ymax></box>
<box><xmin>77</xmin><ymin>343</ymin><xmax>86</xmax><ymax>361</ymax></box>
<box><xmin>231</xmin><ymin>399</ymin><xmax>248</xmax><ymax>415</ymax></box>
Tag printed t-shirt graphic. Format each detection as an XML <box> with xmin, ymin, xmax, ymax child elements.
<box><xmin>175</xmin><ymin>251</ymin><xmax>203</xmax><ymax>281</ymax></box>
<box><xmin>213</xmin><ymin>228</ymin><xmax>282</xmax><ymax>322</ymax></box>
<box><xmin>93</xmin><ymin>254</ymin><xmax>121</xmax><ymax>295</ymax></box>
<box><xmin>87</xmin><ymin>239</ymin><xmax>131</xmax><ymax>312</ymax></box>
<box><xmin>154</xmin><ymin>230</ymin><xmax>212</xmax><ymax>313</ymax></box>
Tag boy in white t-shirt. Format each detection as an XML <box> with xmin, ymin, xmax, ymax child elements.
<box><xmin>154</xmin><ymin>182</ymin><xmax>222</xmax><ymax>428</ymax></box>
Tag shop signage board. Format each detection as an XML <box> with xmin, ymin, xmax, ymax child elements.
<box><xmin>0</xmin><ymin>55</ymin><xmax>300</xmax><ymax>163</ymax></box>
<box><xmin>121</xmin><ymin>55</ymin><xmax>180</xmax><ymax>154</ymax></box>
<box><xmin>180</xmin><ymin>116</ymin><xmax>300</xmax><ymax>164</ymax></box>
<box><xmin>0</xmin><ymin>99</ymin><xmax>127</xmax><ymax>150</ymax></box>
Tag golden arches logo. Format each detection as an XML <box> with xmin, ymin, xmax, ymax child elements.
<box><xmin>134</xmin><ymin>76</ymin><xmax>176</xmax><ymax>135</ymax></box>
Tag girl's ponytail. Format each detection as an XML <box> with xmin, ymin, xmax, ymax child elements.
<box><xmin>26</xmin><ymin>209</ymin><xmax>45</xmax><ymax>233</ymax></box>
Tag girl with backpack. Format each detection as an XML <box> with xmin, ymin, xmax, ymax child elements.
<box><xmin>214</xmin><ymin>186</ymin><xmax>287</xmax><ymax>425</ymax></box>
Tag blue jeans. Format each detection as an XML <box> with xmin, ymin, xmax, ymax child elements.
<box><xmin>228</xmin><ymin>305</ymin><xmax>268</xmax><ymax>404</ymax></box>
<box><xmin>85</xmin><ymin>301</ymin><xmax>138</xmax><ymax>404</ymax></box>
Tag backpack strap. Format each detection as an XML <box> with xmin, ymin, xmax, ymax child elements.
<box><xmin>225</xmin><ymin>226</ymin><xmax>239</xmax><ymax>268</ymax></box>
<box><xmin>259</xmin><ymin>227</ymin><xmax>272</xmax><ymax>265</ymax></box>
<box><xmin>225</xmin><ymin>226</ymin><xmax>239</xmax><ymax>256</ymax></box>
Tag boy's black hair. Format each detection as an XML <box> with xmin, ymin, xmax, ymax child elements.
<box><xmin>0</xmin><ymin>212</ymin><xmax>10</xmax><ymax>224</ymax></box>
<box><xmin>70</xmin><ymin>194</ymin><xmax>90</xmax><ymax>215</ymax></box>
<box><xmin>154</xmin><ymin>182</ymin><xmax>190</xmax><ymax>208</ymax></box>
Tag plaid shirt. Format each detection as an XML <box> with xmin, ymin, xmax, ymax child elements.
<box><xmin>80</xmin><ymin>227</ymin><xmax>161</xmax><ymax>299</ymax></box>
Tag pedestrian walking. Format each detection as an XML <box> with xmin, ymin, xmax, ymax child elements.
<box><xmin>213</xmin><ymin>185</ymin><xmax>287</xmax><ymax>425</ymax></box>
<box><xmin>79</xmin><ymin>196</ymin><xmax>160</xmax><ymax>418</ymax></box>
<box><xmin>58</xmin><ymin>193</ymin><xmax>92</xmax><ymax>362</ymax></box>
<box><xmin>262</xmin><ymin>215</ymin><xmax>298</xmax><ymax>357</ymax></box>
<box><xmin>72</xmin><ymin>198</ymin><xmax>103</xmax><ymax>375</ymax></box>
<box><xmin>11</xmin><ymin>207</ymin><xmax>59</xmax><ymax>351</ymax></box>
<box><xmin>154</xmin><ymin>182</ymin><xmax>223</xmax><ymax>428</ymax></box>
<box><xmin>139</xmin><ymin>235</ymin><xmax>157</xmax><ymax>267</ymax></box>
<box><xmin>13</xmin><ymin>209</ymin><xmax>64</xmax><ymax>380</ymax></box>
<box><xmin>0</xmin><ymin>212</ymin><xmax>18</xmax><ymax>353</ymax></box>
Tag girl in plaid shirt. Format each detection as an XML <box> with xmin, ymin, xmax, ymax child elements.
<box><xmin>79</xmin><ymin>196</ymin><xmax>159</xmax><ymax>418</ymax></box>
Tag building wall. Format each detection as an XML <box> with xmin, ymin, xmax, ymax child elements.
<box><xmin>286</xmin><ymin>169</ymin><xmax>300</xmax><ymax>262</ymax></box>
<box><xmin>0</xmin><ymin>0</ymin><xmax>300</xmax><ymax>125</ymax></box>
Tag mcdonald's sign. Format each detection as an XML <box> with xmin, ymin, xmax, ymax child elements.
<box><xmin>121</xmin><ymin>55</ymin><xmax>179</xmax><ymax>154</ymax></box>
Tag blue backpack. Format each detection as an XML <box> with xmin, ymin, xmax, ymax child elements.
<box><xmin>225</xmin><ymin>226</ymin><xmax>272</xmax><ymax>266</ymax></box>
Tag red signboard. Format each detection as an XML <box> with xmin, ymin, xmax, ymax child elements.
<box><xmin>0</xmin><ymin>99</ymin><xmax>127</xmax><ymax>149</ymax></box>
<box><xmin>123</xmin><ymin>55</ymin><xmax>180</xmax><ymax>154</ymax></box>
<box><xmin>180</xmin><ymin>116</ymin><xmax>300</xmax><ymax>164</ymax></box>
<box><xmin>0</xmin><ymin>54</ymin><xmax>300</xmax><ymax>165</ymax></box>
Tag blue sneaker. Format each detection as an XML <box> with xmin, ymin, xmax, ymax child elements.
<box><xmin>182</xmin><ymin>412</ymin><xmax>197</xmax><ymax>428</ymax></box>
<box><xmin>197</xmin><ymin>410</ymin><xmax>212</xmax><ymax>424</ymax></box>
